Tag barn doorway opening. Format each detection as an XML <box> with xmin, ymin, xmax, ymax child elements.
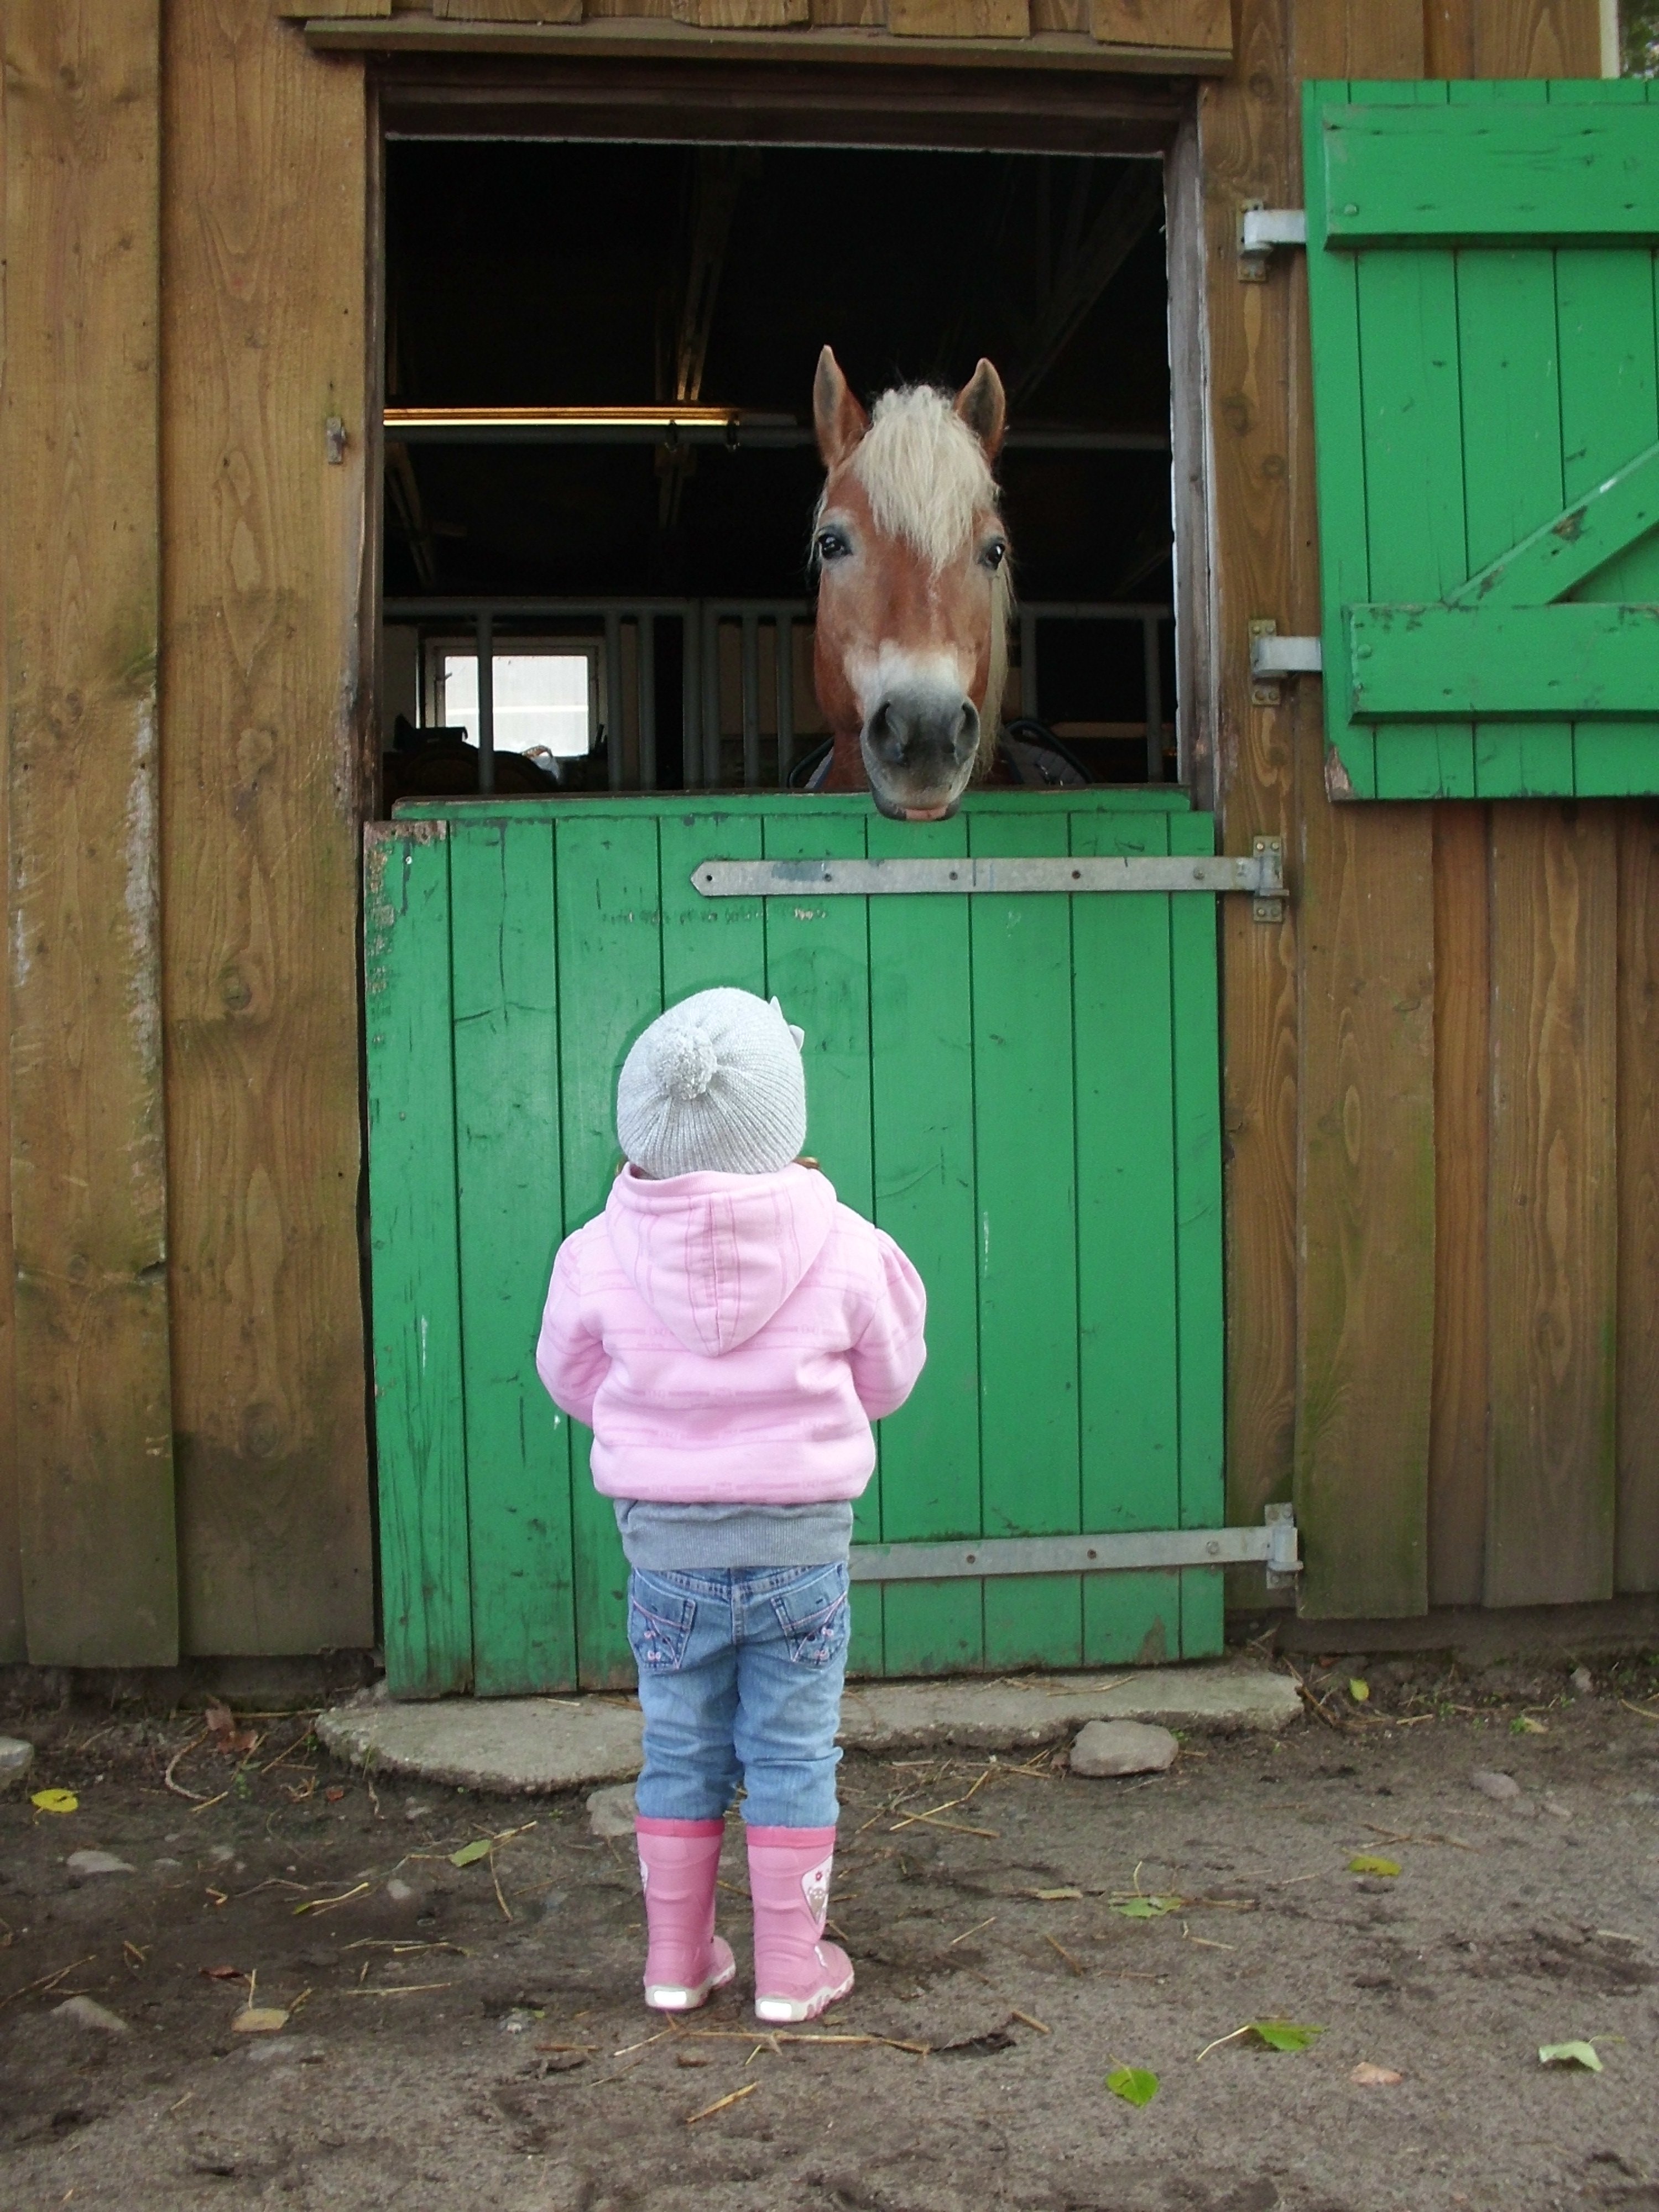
<box><xmin>378</xmin><ymin>138</ymin><xmax>1180</xmax><ymax>810</ymax></box>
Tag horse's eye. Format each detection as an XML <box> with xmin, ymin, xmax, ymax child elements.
<box><xmin>981</xmin><ymin>538</ymin><xmax>1008</xmax><ymax>572</ymax></box>
<box><xmin>816</xmin><ymin>528</ymin><xmax>852</xmax><ymax>564</ymax></box>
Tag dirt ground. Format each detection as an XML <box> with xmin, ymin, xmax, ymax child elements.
<box><xmin>1</xmin><ymin>1653</ymin><xmax>1656</xmax><ymax>2212</ymax></box>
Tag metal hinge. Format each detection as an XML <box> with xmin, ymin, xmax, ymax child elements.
<box><xmin>1238</xmin><ymin>204</ymin><xmax>1307</xmax><ymax>281</ymax></box>
<box><xmin>1249</xmin><ymin>618</ymin><xmax>1322</xmax><ymax>710</ymax></box>
<box><xmin>849</xmin><ymin>1505</ymin><xmax>1302</xmax><ymax>1587</ymax></box>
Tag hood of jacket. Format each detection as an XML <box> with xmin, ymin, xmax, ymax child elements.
<box><xmin>603</xmin><ymin>1162</ymin><xmax>839</xmax><ymax>1357</ymax></box>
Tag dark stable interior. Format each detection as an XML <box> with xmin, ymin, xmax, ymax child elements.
<box><xmin>382</xmin><ymin>138</ymin><xmax>1177</xmax><ymax>794</ymax></box>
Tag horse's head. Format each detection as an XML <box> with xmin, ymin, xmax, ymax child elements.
<box><xmin>810</xmin><ymin>347</ymin><xmax>1010</xmax><ymax>822</ymax></box>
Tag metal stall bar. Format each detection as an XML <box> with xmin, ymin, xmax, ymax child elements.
<box><xmin>1143</xmin><ymin>616</ymin><xmax>1164</xmax><ymax>783</ymax></box>
<box><xmin>775</xmin><ymin>614</ymin><xmax>794</xmax><ymax>787</ymax></box>
<box><xmin>637</xmin><ymin>615</ymin><xmax>657</xmax><ymax>791</ymax></box>
<box><xmin>701</xmin><ymin>606</ymin><xmax>722</xmax><ymax>790</ymax></box>
<box><xmin>604</xmin><ymin>610</ymin><xmax>623</xmax><ymax>791</ymax></box>
<box><xmin>683</xmin><ymin>609</ymin><xmax>702</xmax><ymax>791</ymax></box>
<box><xmin>474</xmin><ymin>608</ymin><xmax>495</xmax><ymax>795</ymax></box>
<box><xmin>741</xmin><ymin>613</ymin><xmax>761</xmax><ymax>789</ymax></box>
<box><xmin>1020</xmin><ymin>607</ymin><xmax>1039</xmax><ymax>723</ymax></box>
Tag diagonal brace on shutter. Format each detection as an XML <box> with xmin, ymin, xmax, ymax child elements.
<box><xmin>1348</xmin><ymin>437</ymin><xmax>1659</xmax><ymax>722</ymax></box>
<box><xmin>692</xmin><ymin>843</ymin><xmax>1285</xmax><ymax>920</ymax></box>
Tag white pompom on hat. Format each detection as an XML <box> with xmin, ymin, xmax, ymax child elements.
<box><xmin>617</xmin><ymin>987</ymin><xmax>807</xmax><ymax>1179</ymax></box>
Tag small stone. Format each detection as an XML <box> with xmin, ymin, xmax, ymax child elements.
<box><xmin>0</xmin><ymin>1736</ymin><xmax>35</xmax><ymax>1787</ymax></box>
<box><xmin>1068</xmin><ymin>1719</ymin><xmax>1179</xmax><ymax>1778</ymax></box>
<box><xmin>207</xmin><ymin>1844</ymin><xmax>237</xmax><ymax>1864</ymax></box>
<box><xmin>66</xmin><ymin>1850</ymin><xmax>136</xmax><ymax>1878</ymax></box>
<box><xmin>404</xmin><ymin>1801</ymin><xmax>432</xmax><ymax>1823</ymax></box>
<box><xmin>152</xmin><ymin>1858</ymin><xmax>184</xmax><ymax>1874</ymax></box>
<box><xmin>384</xmin><ymin>1878</ymin><xmax>418</xmax><ymax>1906</ymax></box>
<box><xmin>538</xmin><ymin>1890</ymin><xmax>568</xmax><ymax>1920</ymax></box>
<box><xmin>587</xmin><ymin>1783</ymin><xmax>639</xmax><ymax>1839</ymax></box>
<box><xmin>1542</xmin><ymin>1795</ymin><xmax>1572</xmax><ymax>1820</ymax></box>
<box><xmin>500</xmin><ymin>2008</ymin><xmax>536</xmax><ymax>2035</ymax></box>
<box><xmin>55</xmin><ymin>1996</ymin><xmax>129</xmax><ymax>2036</ymax></box>
<box><xmin>246</xmin><ymin>2036</ymin><xmax>325</xmax><ymax>2067</ymax></box>
<box><xmin>1571</xmin><ymin>1665</ymin><xmax>1595</xmax><ymax>1697</ymax></box>
<box><xmin>1470</xmin><ymin>1769</ymin><xmax>1521</xmax><ymax>1801</ymax></box>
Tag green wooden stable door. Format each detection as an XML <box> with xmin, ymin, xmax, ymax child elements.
<box><xmin>1306</xmin><ymin>79</ymin><xmax>1659</xmax><ymax>800</ymax></box>
<box><xmin>365</xmin><ymin>791</ymin><xmax>1225</xmax><ymax>1697</ymax></box>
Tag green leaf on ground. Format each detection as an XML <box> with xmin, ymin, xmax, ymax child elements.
<box><xmin>1349</xmin><ymin>1679</ymin><xmax>1370</xmax><ymax>1703</ymax></box>
<box><xmin>1250</xmin><ymin>2020</ymin><xmax>1324</xmax><ymax>2052</ymax></box>
<box><xmin>449</xmin><ymin>1839</ymin><xmax>494</xmax><ymax>1869</ymax></box>
<box><xmin>30</xmin><ymin>1790</ymin><xmax>78</xmax><ymax>1815</ymax></box>
<box><xmin>1105</xmin><ymin>2066</ymin><xmax>1160</xmax><ymax>2107</ymax></box>
<box><xmin>1538</xmin><ymin>2041</ymin><xmax>1603</xmax><ymax>2072</ymax></box>
<box><xmin>1112</xmin><ymin>1896</ymin><xmax>1182</xmax><ymax>1919</ymax></box>
<box><xmin>1347</xmin><ymin>1855</ymin><xmax>1401</xmax><ymax>1877</ymax></box>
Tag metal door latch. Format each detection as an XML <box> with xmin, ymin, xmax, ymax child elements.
<box><xmin>1239</xmin><ymin>204</ymin><xmax>1307</xmax><ymax>281</ymax></box>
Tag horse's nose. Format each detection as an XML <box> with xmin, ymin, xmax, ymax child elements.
<box><xmin>867</xmin><ymin>691</ymin><xmax>980</xmax><ymax>775</ymax></box>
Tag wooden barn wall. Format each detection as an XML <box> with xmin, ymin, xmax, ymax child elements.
<box><xmin>159</xmin><ymin>0</ymin><xmax>374</xmax><ymax>1656</ymax></box>
<box><xmin>1207</xmin><ymin>0</ymin><xmax>1659</xmax><ymax>1620</ymax></box>
<box><xmin>0</xmin><ymin>0</ymin><xmax>374</xmax><ymax>1666</ymax></box>
<box><xmin>0</xmin><ymin>0</ymin><xmax>1648</xmax><ymax>1665</ymax></box>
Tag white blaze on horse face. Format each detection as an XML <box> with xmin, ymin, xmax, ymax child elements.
<box><xmin>843</xmin><ymin>642</ymin><xmax>974</xmax><ymax>726</ymax></box>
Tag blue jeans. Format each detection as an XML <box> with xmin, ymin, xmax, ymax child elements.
<box><xmin>627</xmin><ymin>1563</ymin><xmax>850</xmax><ymax>1829</ymax></box>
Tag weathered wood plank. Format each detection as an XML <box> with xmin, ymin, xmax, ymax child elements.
<box><xmin>1486</xmin><ymin>804</ymin><xmax>1619</xmax><ymax>1606</ymax></box>
<box><xmin>435</xmin><ymin>0</ymin><xmax>582</xmax><ymax>20</ymax></box>
<box><xmin>1426</xmin><ymin>0</ymin><xmax>1599</xmax><ymax>75</ymax></box>
<box><xmin>364</xmin><ymin>825</ymin><xmax>472</xmax><ymax>1698</ymax></box>
<box><xmin>1616</xmin><ymin>806</ymin><xmax>1659</xmax><ymax>1593</ymax></box>
<box><xmin>1295</xmin><ymin>795</ymin><xmax>1436</xmax><ymax>1618</ymax></box>
<box><xmin>451</xmin><ymin>821</ymin><xmax>575</xmax><ymax>1695</ymax></box>
<box><xmin>1291</xmin><ymin>30</ymin><xmax>1436</xmax><ymax>1623</ymax></box>
<box><xmin>161</xmin><ymin>0</ymin><xmax>373</xmax><ymax>1653</ymax></box>
<box><xmin>971</xmin><ymin>808</ymin><xmax>1082</xmax><ymax>1671</ymax></box>
<box><xmin>1091</xmin><ymin>0</ymin><xmax>1229</xmax><ymax>48</ymax></box>
<box><xmin>4</xmin><ymin>0</ymin><xmax>178</xmax><ymax>1666</ymax></box>
<box><xmin>1428</xmin><ymin>804</ymin><xmax>1490</xmax><ymax>1607</ymax></box>
<box><xmin>762</xmin><ymin>806</ymin><xmax>881</xmax><ymax>1674</ymax></box>
<box><xmin>867</xmin><ymin>812</ymin><xmax>982</xmax><ymax>1678</ymax></box>
<box><xmin>671</xmin><ymin>0</ymin><xmax>808</xmax><ymax>21</ymax></box>
<box><xmin>552</xmin><ymin>810</ymin><xmax>663</xmax><ymax>1689</ymax></box>
<box><xmin>0</xmin><ymin>65</ymin><xmax>21</xmax><ymax>1667</ymax></box>
<box><xmin>888</xmin><ymin>0</ymin><xmax>1025</xmax><ymax>29</ymax></box>
<box><xmin>1200</xmin><ymin>0</ymin><xmax>1301</xmax><ymax>1603</ymax></box>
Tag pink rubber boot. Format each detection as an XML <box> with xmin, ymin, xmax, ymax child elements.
<box><xmin>746</xmin><ymin>1825</ymin><xmax>854</xmax><ymax>2023</ymax></box>
<box><xmin>635</xmin><ymin>1817</ymin><xmax>736</xmax><ymax>2012</ymax></box>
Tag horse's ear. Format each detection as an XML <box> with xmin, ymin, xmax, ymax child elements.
<box><xmin>954</xmin><ymin>359</ymin><xmax>1007</xmax><ymax>458</ymax></box>
<box><xmin>814</xmin><ymin>346</ymin><xmax>868</xmax><ymax>469</ymax></box>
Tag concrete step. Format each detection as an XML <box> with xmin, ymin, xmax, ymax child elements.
<box><xmin>316</xmin><ymin>1663</ymin><xmax>1301</xmax><ymax>1797</ymax></box>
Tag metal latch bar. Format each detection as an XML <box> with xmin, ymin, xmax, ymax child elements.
<box><xmin>1239</xmin><ymin>203</ymin><xmax>1307</xmax><ymax>280</ymax></box>
<box><xmin>1250</xmin><ymin>632</ymin><xmax>1323</xmax><ymax>679</ymax></box>
<box><xmin>849</xmin><ymin>1506</ymin><xmax>1301</xmax><ymax>1587</ymax></box>
<box><xmin>692</xmin><ymin>850</ymin><xmax>1285</xmax><ymax>901</ymax></box>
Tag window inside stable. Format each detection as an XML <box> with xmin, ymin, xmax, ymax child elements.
<box><xmin>379</xmin><ymin>140</ymin><xmax>1180</xmax><ymax>806</ymax></box>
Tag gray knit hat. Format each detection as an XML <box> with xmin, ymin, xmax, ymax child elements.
<box><xmin>617</xmin><ymin>988</ymin><xmax>807</xmax><ymax>1179</ymax></box>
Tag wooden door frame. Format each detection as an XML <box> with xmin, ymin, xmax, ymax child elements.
<box><xmin>365</xmin><ymin>58</ymin><xmax>1216</xmax><ymax>805</ymax></box>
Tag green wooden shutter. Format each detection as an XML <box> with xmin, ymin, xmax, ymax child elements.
<box><xmin>1305</xmin><ymin>79</ymin><xmax>1659</xmax><ymax>801</ymax></box>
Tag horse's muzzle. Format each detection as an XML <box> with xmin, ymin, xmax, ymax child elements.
<box><xmin>861</xmin><ymin>688</ymin><xmax>982</xmax><ymax>822</ymax></box>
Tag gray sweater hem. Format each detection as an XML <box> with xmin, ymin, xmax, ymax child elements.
<box><xmin>613</xmin><ymin>1499</ymin><xmax>854</xmax><ymax>1571</ymax></box>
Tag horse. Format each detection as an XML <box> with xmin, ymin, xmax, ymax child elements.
<box><xmin>810</xmin><ymin>347</ymin><xmax>1011</xmax><ymax>822</ymax></box>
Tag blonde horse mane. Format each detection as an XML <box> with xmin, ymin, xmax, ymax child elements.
<box><xmin>850</xmin><ymin>384</ymin><xmax>998</xmax><ymax>569</ymax></box>
<box><xmin>842</xmin><ymin>382</ymin><xmax>1011</xmax><ymax>765</ymax></box>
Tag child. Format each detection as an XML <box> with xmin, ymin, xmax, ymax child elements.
<box><xmin>536</xmin><ymin>988</ymin><xmax>926</xmax><ymax>2023</ymax></box>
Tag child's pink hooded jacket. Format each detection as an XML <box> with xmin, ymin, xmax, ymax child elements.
<box><xmin>536</xmin><ymin>1163</ymin><xmax>926</xmax><ymax>1504</ymax></box>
